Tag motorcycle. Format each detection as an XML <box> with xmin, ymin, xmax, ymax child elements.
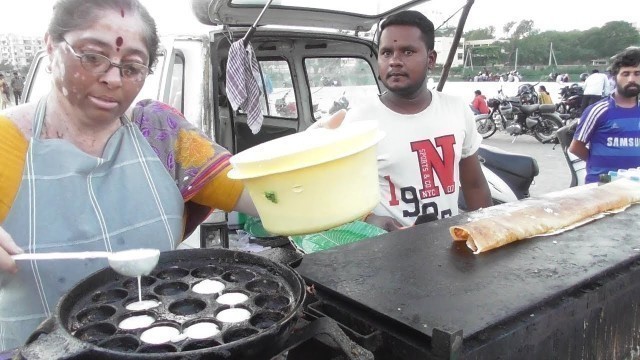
<box><xmin>328</xmin><ymin>91</ymin><xmax>350</xmax><ymax>115</ymax></box>
<box><xmin>459</xmin><ymin>144</ymin><xmax>539</xmax><ymax>210</ymax></box>
<box><xmin>516</xmin><ymin>83</ymin><xmax>539</xmax><ymax>105</ymax></box>
<box><xmin>553</xmin><ymin>118</ymin><xmax>586</xmax><ymax>187</ymax></box>
<box><xmin>275</xmin><ymin>90</ymin><xmax>297</xmax><ymax>117</ymax></box>
<box><xmin>475</xmin><ymin>88</ymin><xmax>564</xmax><ymax>143</ymax></box>
<box><xmin>556</xmin><ymin>84</ymin><xmax>584</xmax><ymax>121</ymax></box>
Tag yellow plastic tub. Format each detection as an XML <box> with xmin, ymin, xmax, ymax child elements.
<box><xmin>227</xmin><ymin>121</ymin><xmax>384</xmax><ymax>235</ymax></box>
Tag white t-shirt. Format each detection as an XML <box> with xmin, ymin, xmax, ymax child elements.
<box><xmin>343</xmin><ymin>91</ymin><xmax>481</xmax><ymax>226</ymax></box>
<box><xmin>583</xmin><ymin>72</ymin><xmax>609</xmax><ymax>96</ymax></box>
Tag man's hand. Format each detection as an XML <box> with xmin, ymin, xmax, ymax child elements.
<box><xmin>0</xmin><ymin>226</ymin><xmax>22</xmax><ymax>274</ymax></box>
<box><xmin>365</xmin><ymin>213</ymin><xmax>403</xmax><ymax>232</ymax></box>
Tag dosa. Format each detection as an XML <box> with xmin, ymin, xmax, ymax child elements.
<box><xmin>450</xmin><ymin>179</ymin><xmax>640</xmax><ymax>254</ymax></box>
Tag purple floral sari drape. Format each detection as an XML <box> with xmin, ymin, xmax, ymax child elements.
<box><xmin>131</xmin><ymin>100</ymin><xmax>234</xmax><ymax>237</ymax></box>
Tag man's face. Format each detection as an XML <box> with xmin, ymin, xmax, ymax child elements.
<box><xmin>378</xmin><ymin>25</ymin><xmax>436</xmax><ymax>97</ymax></box>
<box><xmin>615</xmin><ymin>65</ymin><xmax>640</xmax><ymax>98</ymax></box>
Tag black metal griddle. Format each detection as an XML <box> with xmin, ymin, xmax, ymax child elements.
<box><xmin>296</xmin><ymin>203</ymin><xmax>640</xmax><ymax>357</ymax></box>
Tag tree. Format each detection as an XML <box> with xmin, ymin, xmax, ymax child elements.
<box><xmin>0</xmin><ymin>60</ymin><xmax>13</xmax><ymax>73</ymax></box>
<box><xmin>436</xmin><ymin>26</ymin><xmax>457</xmax><ymax>37</ymax></box>
<box><xmin>464</xmin><ymin>26</ymin><xmax>495</xmax><ymax>41</ymax></box>
<box><xmin>593</xmin><ymin>21</ymin><xmax>640</xmax><ymax>58</ymax></box>
<box><xmin>470</xmin><ymin>45</ymin><xmax>502</xmax><ymax>66</ymax></box>
<box><xmin>460</xmin><ymin>20</ymin><xmax>640</xmax><ymax>68</ymax></box>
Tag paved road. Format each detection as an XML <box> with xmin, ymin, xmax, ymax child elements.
<box><xmin>482</xmin><ymin>132</ymin><xmax>572</xmax><ymax>197</ymax></box>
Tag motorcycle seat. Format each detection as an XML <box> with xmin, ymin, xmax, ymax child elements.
<box><xmin>477</xmin><ymin>145</ymin><xmax>540</xmax><ymax>181</ymax></box>
<box><xmin>539</xmin><ymin>104</ymin><xmax>556</xmax><ymax>113</ymax></box>
<box><xmin>518</xmin><ymin>104</ymin><xmax>540</xmax><ymax>114</ymax></box>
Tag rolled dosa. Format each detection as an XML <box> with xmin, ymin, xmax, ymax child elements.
<box><xmin>450</xmin><ymin>179</ymin><xmax>640</xmax><ymax>254</ymax></box>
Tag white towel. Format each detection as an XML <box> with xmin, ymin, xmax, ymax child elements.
<box><xmin>226</xmin><ymin>40</ymin><xmax>264</xmax><ymax>134</ymax></box>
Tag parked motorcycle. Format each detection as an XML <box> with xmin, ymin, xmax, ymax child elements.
<box><xmin>556</xmin><ymin>84</ymin><xmax>584</xmax><ymax>121</ymax></box>
<box><xmin>475</xmin><ymin>88</ymin><xmax>564</xmax><ymax>143</ymax></box>
<box><xmin>459</xmin><ymin>144</ymin><xmax>539</xmax><ymax>210</ymax></box>
<box><xmin>329</xmin><ymin>91</ymin><xmax>350</xmax><ymax>115</ymax></box>
<box><xmin>516</xmin><ymin>83</ymin><xmax>539</xmax><ymax>105</ymax></box>
<box><xmin>275</xmin><ymin>90</ymin><xmax>297</xmax><ymax>117</ymax></box>
<box><xmin>553</xmin><ymin>118</ymin><xmax>586</xmax><ymax>187</ymax></box>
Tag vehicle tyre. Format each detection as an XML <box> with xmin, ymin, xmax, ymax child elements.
<box><xmin>533</xmin><ymin>116</ymin><xmax>563</xmax><ymax>143</ymax></box>
<box><xmin>475</xmin><ymin>116</ymin><xmax>497</xmax><ymax>139</ymax></box>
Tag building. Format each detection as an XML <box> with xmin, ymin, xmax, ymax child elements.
<box><xmin>433</xmin><ymin>37</ymin><xmax>465</xmax><ymax>67</ymax></box>
<box><xmin>0</xmin><ymin>34</ymin><xmax>45</xmax><ymax>69</ymax></box>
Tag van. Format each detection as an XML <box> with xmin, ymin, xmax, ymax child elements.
<box><xmin>22</xmin><ymin>0</ymin><xmax>471</xmax><ymax>246</ymax></box>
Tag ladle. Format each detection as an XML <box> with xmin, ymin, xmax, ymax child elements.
<box><xmin>11</xmin><ymin>248</ymin><xmax>160</xmax><ymax>277</ymax></box>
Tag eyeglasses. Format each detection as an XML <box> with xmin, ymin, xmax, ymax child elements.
<box><xmin>62</xmin><ymin>38</ymin><xmax>152</xmax><ymax>82</ymax></box>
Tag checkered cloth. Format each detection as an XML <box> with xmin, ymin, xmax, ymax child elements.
<box><xmin>226</xmin><ymin>40</ymin><xmax>264</xmax><ymax>134</ymax></box>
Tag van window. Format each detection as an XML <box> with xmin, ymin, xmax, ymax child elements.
<box><xmin>25</xmin><ymin>56</ymin><xmax>50</xmax><ymax>103</ymax></box>
<box><xmin>259</xmin><ymin>60</ymin><xmax>297</xmax><ymax>119</ymax></box>
<box><xmin>167</xmin><ymin>54</ymin><xmax>185</xmax><ymax>113</ymax></box>
<box><xmin>304</xmin><ymin>57</ymin><xmax>378</xmax><ymax>118</ymax></box>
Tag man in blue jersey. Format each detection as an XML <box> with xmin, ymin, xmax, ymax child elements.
<box><xmin>569</xmin><ymin>47</ymin><xmax>640</xmax><ymax>183</ymax></box>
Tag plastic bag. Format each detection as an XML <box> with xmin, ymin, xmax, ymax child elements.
<box><xmin>289</xmin><ymin>221</ymin><xmax>386</xmax><ymax>254</ymax></box>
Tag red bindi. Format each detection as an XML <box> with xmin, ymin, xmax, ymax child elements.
<box><xmin>115</xmin><ymin>36</ymin><xmax>123</xmax><ymax>52</ymax></box>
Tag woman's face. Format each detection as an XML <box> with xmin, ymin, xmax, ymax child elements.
<box><xmin>47</xmin><ymin>8</ymin><xmax>149</xmax><ymax>122</ymax></box>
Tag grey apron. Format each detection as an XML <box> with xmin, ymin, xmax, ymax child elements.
<box><xmin>0</xmin><ymin>99</ymin><xmax>184</xmax><ymax>350</ymax></box>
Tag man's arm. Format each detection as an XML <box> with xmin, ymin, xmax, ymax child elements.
<box><xmin>459</xmin><ymin>152</ymin><xmax>492</xmax><ymax>210</ymax></box>
<box><xmin>568</xmin><ymin>139</ymin><xmax>589</xmax><ymax>161</ymax></box>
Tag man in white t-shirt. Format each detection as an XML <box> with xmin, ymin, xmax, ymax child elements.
<box><xmin>325</xmin><ymin>11</ymin><xmax>492</xmax><ymax>229</ymax></box>
<box><xmin>580</xmin><ymin>69</ymin><xmax>610</xmax><ymax>113</ymax></box>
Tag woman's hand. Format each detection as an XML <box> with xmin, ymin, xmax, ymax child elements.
<box><xmin>0</xmin><ymin>226</ymin><xmax>22</xmax><ymax>274</ymax></box>
<box><xmin>364</xmin><ymin>213</ymin><xmax>403</xmax><ymax>232</ymax></box>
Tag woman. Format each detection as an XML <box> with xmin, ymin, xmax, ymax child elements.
<box><xmin>0</xmin><ymin>0</ymin><xmax>255</xmax><ymax>349</ymax></box>
<box><xmin>538</xmin><ymin>85</ymin><xmax>554</xmax><ymax>105</ymax></box>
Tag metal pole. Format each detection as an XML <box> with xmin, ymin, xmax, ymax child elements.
<box><xmin>242</xmin><ymin>0</ymin><xmax>275</xmax><ymax>48</ymax></box>
<box><xmin>437</xmin><ymin>0</ymin><xmax>475</xmax><ymax>92</ymax></box>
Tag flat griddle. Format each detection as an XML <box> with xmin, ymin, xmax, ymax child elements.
<box><xmin>296</xmin><ymin>204</ymin><xmax>640</xmax><ymax>340</ymax></box>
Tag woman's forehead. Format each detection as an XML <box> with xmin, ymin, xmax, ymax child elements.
<box><xmin>68</xmin><ymin>12</ymin><xmax>149</xmax><ymax>53</ymax></box>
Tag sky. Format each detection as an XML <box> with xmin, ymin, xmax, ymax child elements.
<box><xmin>0</xmin><ymin>0</ymin><xmax>637</xmax><ymax>38</ymax></box>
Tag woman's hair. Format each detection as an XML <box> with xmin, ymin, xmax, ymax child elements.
<box><xmin>539</xmin><ymin>85</ymin><xmax>547</xmax><ymax>92</ymax></box>
<box><xmin>609</xmin><ymin>47</ymin><xmax>640</xmax><ymax>76</ymax></box>
<box><xmin>378</xmin><ymin>10</ymin><xmax>435</xmax><ymax>51</ymax></box>
<box><xmin>47</xmin><ymin>0</ymin><xmax>159</xmax><ymax>68</ymax></box>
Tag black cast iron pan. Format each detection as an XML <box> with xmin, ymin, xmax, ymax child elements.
<box><xmin>18</xmin><ymin>248</ymin><xmax>306</xmax><ymax>360</ymax></box>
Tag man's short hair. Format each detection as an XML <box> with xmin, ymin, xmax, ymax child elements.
<box><xmin>475</xmin><ymin>90</ymin><xmax>481</xmax><ymax>95</ymax></box>
<box><xmin>591</xmin><ymin>69</ymin><xmax>599</xmax><ymax>73</ymax></box>
<box><xmin>609</xmin><ymin>47</ymin><xmax>640</xmax><ymax>76</ymax></box>
<box><xmin>378</xmin><ymin>10</ymin><xmax>435</xmax><ymax>51</ymax></box>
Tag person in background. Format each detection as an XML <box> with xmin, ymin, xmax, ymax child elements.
<box><xmin>580</xmin><ymin>69</ymin><xmax>610</xmax><ymax>113</ymax></box>
<box><xmin>319</xmin><ymin>10</ymin><xmax>492</xmax><ymax>228</ymax></box>
<box><xmin>0</xmin><ymin>74</ymin><xmax>10</xmax><ymax>109</ymax></box>
<box><xmin>538</xmin><ymin>85</ymin><xmax>554</xmax><ymax>104</ymax></box>
<box><xmin>10</xmin><ymin>72</ymin><xmax>24</xmax><ymax>105</ymax></box>
<box><xmin>470</xmin><ymin>89</ymin><xmax>490</xmax><ymax>114</ymax></box>
<box><xmin>569</xmin><ymin>47</ymin><xmax>640</xmax><ymax>183</ymax></box>
<box><xmin>0</xmin><ymin>0</ymin><xmax>260</xmax><ymax>350</ymax></box>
